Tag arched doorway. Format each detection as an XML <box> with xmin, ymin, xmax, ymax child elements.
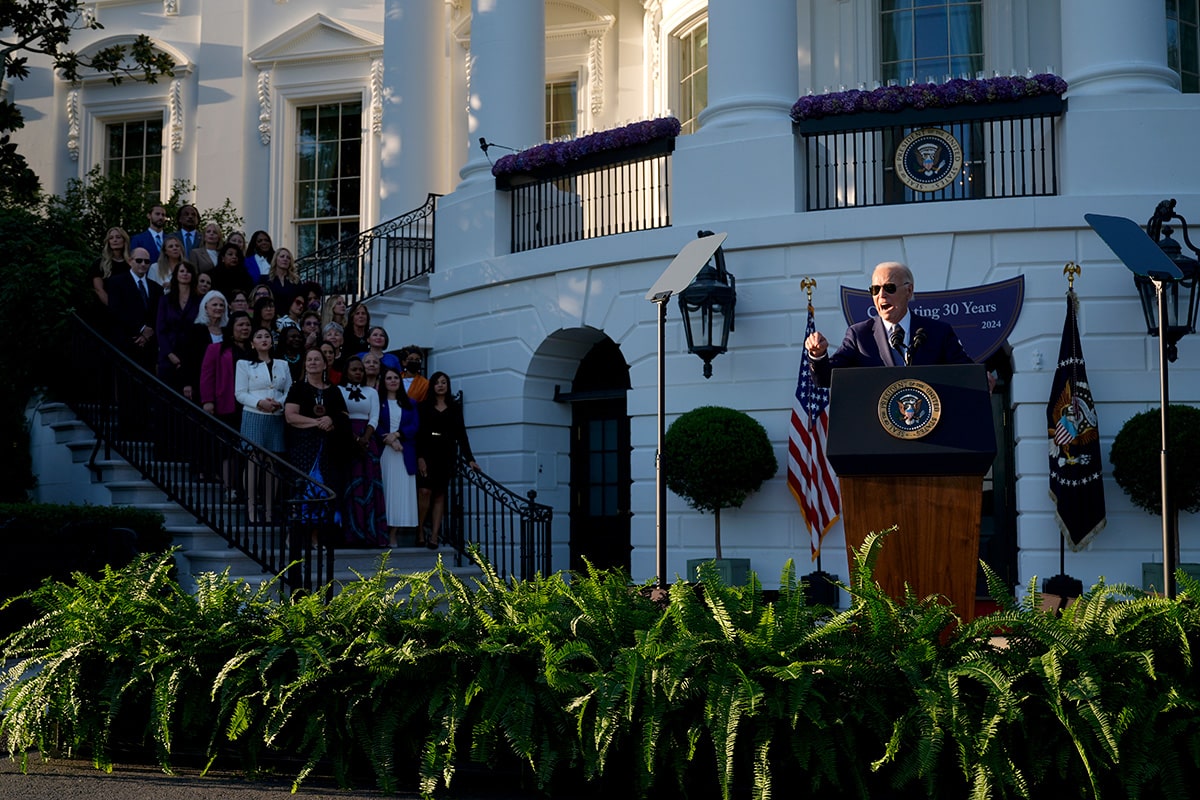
<box><xmin>557</xmin><ymin>338</ymin><xmax>632</xmax><ymax>573</ymax></box>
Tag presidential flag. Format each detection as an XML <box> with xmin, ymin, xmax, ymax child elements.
<box><xmin>1047</xmin><ymin>289</ymin><xmax>1106</xmax><ymax>550</ymax></box>
<box><xmin>788</xmin><ymin>304</ymin><xmax>840</xmax><ymax>559</ymax></box>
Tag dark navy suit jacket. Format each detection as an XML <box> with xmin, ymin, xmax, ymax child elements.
<box><xmin>129</xmin><ymin>229</ymin><xmax>164</xmax><ymax>264</ymax></box>
<box><xmin>810</xmin><ymin>315</ymin><xmax>972</xmax><ymax>388</ymax></box>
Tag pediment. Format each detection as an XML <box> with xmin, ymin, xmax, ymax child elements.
<box><xmin>61</xmin><ymin>35</ymin><xmax>192</xmax><ymax>84</ymax></box>
<box><xmin>248</xmin><ymin>14</ymin><xmax>383</xmax><ymax>67</ymax></box>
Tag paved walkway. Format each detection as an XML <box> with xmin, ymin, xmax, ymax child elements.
<box><xmin>0</xmin><ymin>754</ymin><xmax>541</xmax><ymax>799</ymax></box>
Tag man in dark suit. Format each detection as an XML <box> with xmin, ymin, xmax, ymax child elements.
<box><xmin>106</xmin><ymin>246</ymin><xmax>164</xmax><ymax>372</ymax></box>
<box><xmin>176</xmin><ymin>203</ymin><xmax>201</xmax><ymax>257</ymax></box>
<box><xmin>129</xmin><ymin>204</ymin><xmax>168</xmax><ymax>265</ymax></box>
<box><xmin>806</xmin><ymin>261</ymin><xmax>973</xmax><ymax>388</ymax></box>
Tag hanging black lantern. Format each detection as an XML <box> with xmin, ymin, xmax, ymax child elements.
<box><xmin>1137</xmin><ymin>200</ymin><xmax>1200</xmax><ymax>362</ymax></box>
<box><xmin>678</xmin><ymin>231</ymin><xmax>736</xmax><ymax>378</ymax></box>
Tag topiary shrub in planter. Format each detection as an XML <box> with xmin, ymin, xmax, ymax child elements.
<box><xmin>663</xmin><ymin>406</ymin><xmax>777</xmax><ymax>583</ymax></box>
<box><xmin>1110</xmin><ymin>404</ymin><xmax>1200</xmax><ymax>516</ymax></box>
<box><xmin>1110</xmin><ymin>404</ymin><xmax>1200</xmax><ymax>589</ymax></box>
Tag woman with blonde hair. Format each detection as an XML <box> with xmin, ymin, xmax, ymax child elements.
<box><xmin>89</xmin><ymin>226</ymin><xmax>132</xmax><ymax>306</ymax></box>
<box><xmin>151</xmin><ymin>233</ymin><xmax>186</xmax><ymax>287</ymax></box>
<box><xmin>320</xmin><ymin>294</ymin><xmax>348</xmax><ymax>329</ymax></box>
<box><xmin>188</xmin><ymin>220</ymin><xmax>224</xmax><ymax>274</ymax></box>
<box><xmin>266</xmin><ymin>247</ymin><xmax>300</xmax><ymax>300</ymax></box>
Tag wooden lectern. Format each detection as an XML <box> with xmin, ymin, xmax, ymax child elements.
<box><xmin>826</xmin><ymin>365</ymin><xmax>995</xmax><ymax>621</ymax></box>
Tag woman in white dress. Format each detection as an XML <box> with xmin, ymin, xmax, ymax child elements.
<box><xmin>235</xmin><ymin>328</ymin><xmax>292</xmax><ymax>521</ymax></box>
<box><xmin>376</xmin><ymin>365</ymin><xmax>420</xmax><ymax>547</ymax></box>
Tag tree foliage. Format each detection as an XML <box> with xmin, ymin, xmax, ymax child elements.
<box><xmin>1</xmin><ymin>1</ymin><xmax>176</xmax><ymax>205</ymax></box>
<box><xmin>42</xmin><ymin>165</ymin><xmax>245</xmax><ymax>254</ymax></box>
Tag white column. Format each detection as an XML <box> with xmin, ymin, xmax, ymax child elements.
<box><xmin>380</xmin><ymin>0</ymin><xmax>450</xmax><ymax>218</ymax></box>
<box><xmin>1061</xmin><ymin>0</ymin><xmax>1178</xmax><ymax>95</ymax></box>
<box><xmin>697</xmin><ymin>0</ymin><xmax>797</xmax><ymax>129</ymax></box>
<box><xmin>457</xmin><ymin>0</ymin><xmax>545</xmax><ymax>186</ymax></box>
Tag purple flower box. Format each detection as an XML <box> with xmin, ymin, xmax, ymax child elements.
<box><xmin>492</xmin><ymin>117</ymin><xmax>681</xmax><ymax>184</ymax></box>
<box><xmin>790</xmin><ymin>74</ymin><xmax>1068</xmax><ymax>128</ymax></box>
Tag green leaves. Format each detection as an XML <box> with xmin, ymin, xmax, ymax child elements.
<box><xmin>3</xmin><ymin>542</ymin><xmax>1200</xmax><ymax>798</ymax></box>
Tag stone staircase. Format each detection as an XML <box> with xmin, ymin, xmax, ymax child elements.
<box><xmin>27</xmin><ymin>399</ymin><xmax>481</xmax><ymax>594</ymax></box>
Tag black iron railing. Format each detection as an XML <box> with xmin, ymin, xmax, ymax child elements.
<box><xmin>796</xmin><ymin>95</ymin><xmax>1064</xmax><ymax>211</ymax></box>
<box><xmin>295</xmin><ymin>194</ymin><xmax>438</xmax><ymax>304</ymax></box>
<box><xmin>496</xmin><ymin>138</ymin><xmax>673</xmax><ymax>253</ymax></box>
<box><xmin>68</xmin><ymin>315</ymin><xmax>335</xmax><ymax>595</ymax></box>
<box><xmin>443</xmin><ymin>454</ymin><xmax>553</xmax><ymax>581</ymax></box>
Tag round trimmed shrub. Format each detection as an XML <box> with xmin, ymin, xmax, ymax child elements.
<box><xmin>1110</xmin><ymin>404</ymin><xmax>1200</xmax><ymax>515</ymax></box>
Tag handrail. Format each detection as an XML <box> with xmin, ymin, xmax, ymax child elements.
<box><xmin>295</xmin><ymin>193</ymin><xmax>439</xmax><ymax>305</ymax></box>
<box><xmin>66</xmin><ymin>314</ymin><xmax>335</xmax><ymax>595</ymax></box>
<box><xmin>444</xmin><ymin>453</ymin><xmax>553</xmax><ymax>581</ymax></box>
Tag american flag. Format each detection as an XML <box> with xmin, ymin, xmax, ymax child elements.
<box><xmin>788</xmin><ymin>304</ymin><xmax>840</xmax><ymax>559</ymax></box>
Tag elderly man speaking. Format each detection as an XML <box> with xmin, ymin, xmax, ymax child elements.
<box><xmin>804</xmin><ymin>261</ymin><xmax>973</xmax><ymax>389</ymax></box>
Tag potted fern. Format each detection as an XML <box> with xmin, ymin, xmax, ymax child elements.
<box><xmin>663</xmin><ymin>405</ymin><xmax>778</xmax><ymax>585</ymax></box>
<box><xmin>1109</xmin><ymin>404</ymin><xmax>1200</xmax><ymax>589</ymax></box>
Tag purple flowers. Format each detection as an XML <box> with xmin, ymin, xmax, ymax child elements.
<box><xmin>789</xmin><ymin>74</ymin><xmax>1068</xmax><ymax>123</ymax></box>
<box><xmin>491</xmin><ymin>117</ymin><xmax>682</xmax><ymax>177</ymax></box>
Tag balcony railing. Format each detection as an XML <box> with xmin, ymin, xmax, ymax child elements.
<box><xmin>496</xmin><ymin>138</ymin><xmax>673</xmax><ymax>253</ymax></box>
<box><xmin>443</xmin><ymin>454</ymin><xmax>553</xmax><ymax>581</ymax></box>
<box><xmin>68</xmin><ymin>315</ymin><xmax>334</xmax><ymax>595</ymax></box>
<box><xmin>796</xmin><ymin>95</ymin><xmax>1064</xmax><ymax>211</ymax></box>
<box><xmin>295</xmin><ymin>194</ymin><xmax>438</xmax><ymax>304</ymax></box>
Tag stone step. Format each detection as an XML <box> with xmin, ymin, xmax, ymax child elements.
<box><xmin>50</xmin><ymin>420</ymin><xmax>93</xmax><ymax>445</ymax></box>
<box><xmin>66</xmin><ymin>438</ymin><xmax>99</xmax><ymax>463</ymax></box>
<box><xmin>90</xmin><ymin>459</ymin><xmax>142</xmax><ymax>484</ymax></box>
<box><xmin>106</xmin><ymin>480</ymin><xmax>169</xmax><ymax>505</ymax></box>
<box><xmin>35</xmin><ymin>401</ymin><xmax>76</xmax><ymax>427</ymax></box>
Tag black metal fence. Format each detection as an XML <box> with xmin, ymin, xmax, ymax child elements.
<box><xmin>444</xmin><ymin>454</ymin><xmax>553</xmax><ymax>581</ymax></box>
<box><xmin>295</xmin><ymin>194</ymin><xmax>438</xmax><ymax>304</ymax></box>
<box><xmin>68</xmin><ymin>315</ymin><xmax>335</xmax><ymax>595</ymax></box>
<box><xmin>797</xmin><ymin>97</ymin><xmax>1064</xmax><ymax>211</ymax></box>
<box><xmin>497</xmin><ymin>139</ymin><xmax>673</xmax><ymax>253</ymax></box>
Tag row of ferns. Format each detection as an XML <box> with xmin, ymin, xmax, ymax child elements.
<box><xmin>2</xmin><ymin>534</ymin><xmax>1200</xmax><ymax>799</ymax></box>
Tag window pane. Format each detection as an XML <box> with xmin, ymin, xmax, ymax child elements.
<box><xmin>1184</xmin><ymin>0</ymin><xmax>1198</xmax><ymax>25</ymax></box>
<box><xmin>341</xmin><ymin>140</ymin><xmax>361</xmax><ymax>177</ymax></box>
<box><xmin>342</xmin><ymin>178</ymin><xmax>361</xmax><ymax>215</ymax></box>
<box><xmin>1169</xmin><ymin>21</ymin><xmax>1181</xmax><ymax>70</ymax></box>
<box><xmin>882</xmin><ymin>11</ymin><xmax>913</xmax><ymax>64</ymax></box>
<box><xmin>145</xmin><ymin>119</ymin><xmax>163</xmax><ymax>154</ymax></box>
<box><xmin>317</xmin><ymin>142</ymin><xmax>339</xmax><ymax>180</ymax></box>
<box><xmin>318</xmin><ymin>105</ymin><xmax>341</xmax><ymax>141</ymax></box>
<box><xmin>948</xmin><ymin>6</ymin><xmax>981</xmax><ymax>54</ymax></box>
<box><xmin>296</xmin><ymin>182</ymin><xmax>316</xmax><ymax>218</ymax></box>
<box><xmin>881</xmin><ymin>0</ymin><xmax>913</xmax><ymax>9</ymax></box>
<box><xmin>299</xmin><ymin>107</ymin><xmax>318</xmax><ymax>142</ymax></box>
<box><xmin>1184</xmin><ymin>24</ymin><xmax>1198</xmax><ymax>73</ymax></box>
<box><xmin>318</xmin><ymin>180</ymin><xmax>339</xmax><ymax>217</ymax></box>
<box><xmin>108</xmin><ymin>126</ymin><xmax>124</xmax><ymax>160</ymax></box>
<box><xmin>914</xmin><ymin>6</ymin><xmax>949</xmax><ymax>59</ymax></box>
<box><xmin>296</xmin><ymin>224</ymin><xmax>316</xmax><ymax>259</ymax></box>
<box><xmin>297</xmin><ymin>143</ymin><xmax>316</xmax><ymax>181</ymax></box>
<box><xmin>125</xmin><ymin>121</ymin><xmax>145</xmax><ymax>158</ymax></box>
<box><xmin>340</xmin><ymin>103</ymin><xmax>362</xmax><ymax>139</ymax></box>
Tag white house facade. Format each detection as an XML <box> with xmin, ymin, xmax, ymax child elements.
<box><xmin>13</xmin><ymin>0</ymin><xmax>1200</xmax><ymax>599</ymax></box>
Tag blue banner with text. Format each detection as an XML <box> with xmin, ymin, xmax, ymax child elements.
<box><xmin>838</xmin><ymin>275</ymin><xmax>1024</xmax><ymax>363</ymax></box>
